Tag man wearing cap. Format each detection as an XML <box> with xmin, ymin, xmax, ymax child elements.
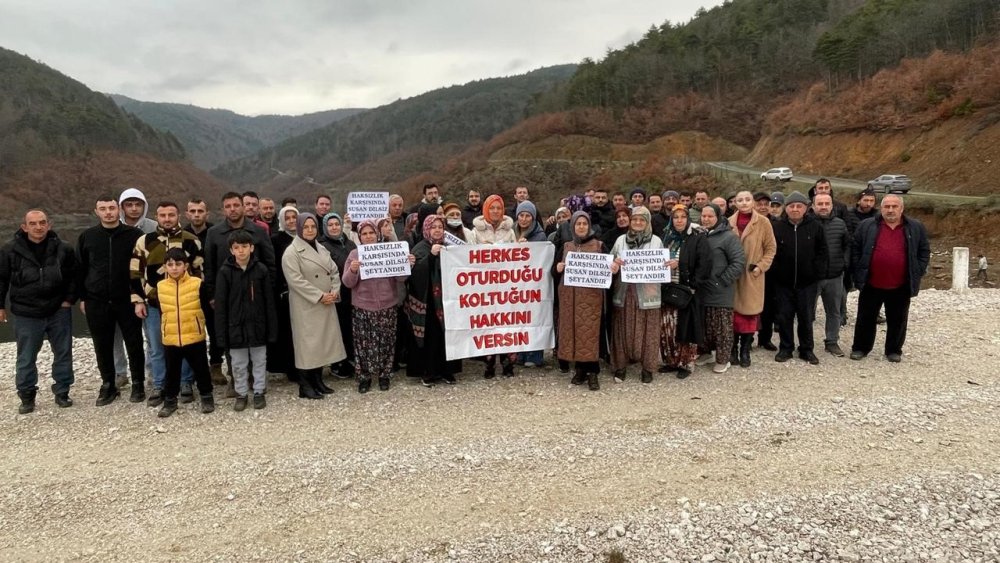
<box><xmin>769</xmin><ymin>192</ymin><xmax>785</xmax><ymax>219</ymax></box>
<box><xmin>849</xmin><ymin>195</ymin><xmax>929</xmax><ymax>363</ymax></box>
<box><xmin>770</xmin><ymin>191</ymin><xmax>827</xmax><ymax>365</ymax></box>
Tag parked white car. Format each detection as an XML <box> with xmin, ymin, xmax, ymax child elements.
<box><xmin>761</xmin><ymin>167</ymin><xmax>793</xmax><ymax>182</ymax></box>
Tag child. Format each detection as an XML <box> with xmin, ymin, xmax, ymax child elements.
<box><xmin>214</xmin><ymin>231</ymin><xmax>278</xmax><ymax>410</ymax></box>
<box><xmin>156</xmin><ymin>248</ymin><xmax>214</xmax><ymax>417</ymax></box>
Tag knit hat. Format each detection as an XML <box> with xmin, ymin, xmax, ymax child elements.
<box><xmin>515</xmin><ymin>200</ymin><xmax>537</xmax><ymax>221</ymax></box>
<box><xmin>663</xmin><ymin>190</ymin><xmax>680</xmax><ymax>200</ymax></box>
<box><xmin>784</xmin><ymin>191</ymin><xmax>809</xmax><ymax>206</ymax></box>
<box><xmin>629</xmin><ymin>187</ymin><xmax>647</xmax><ymax>199</ymax></box>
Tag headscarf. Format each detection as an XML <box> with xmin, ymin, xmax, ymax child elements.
<box><xmin>422</xmin><ymin>214</ymin><xmax>445</xmax><ymax>245</ymax></box>
<box><xmin>625</xmin><ymin>206</ymin><xmax>652</xmax><ymax>249</ymax></box>
<box><xmin>614</xmin><ymin>206</ymin><xmax>632</xmax><ymax>223</ymax></box>
<box><xmin>376</xmin><ymin>217</ymin><xmax>397</xmax><ymax>242</ymax></box>
<box><xmin>278</xmin><ymin>205</ymin><xmax>298</xmax><ymax>233</ymax></box>
<box><xmin>702</xmin><ymin>203</ymin><xmax>724</xmax><ymax>231</ymax></box>
<box><xmin>404</xmin><ymin>212</ymin><xmax>419</xmax><ymax>239</ymax></box>
<box><xmin>663</xmin><ymin>204</ymin><xmax>691</xmax><ymax>252</ymax></box>
<box><xmin>483</xmin><ymin>194</ymin><xmax>505</xmax><ymax>226</ymax></box>
<box><xmin>570</xmin><ymin>211</ymin><xmax>594</xmax><ymax>244</ymax></box>
<box><xmin>356</xmin><ymin>219</ymin><xmax>379</xmax><ymax>246</ymax></box>
<box><xmin>296</xmin><ymin>212</ymin><xmax>319</xmax><ymax>248</ymax></box>
<box><xmin>322</xmin><ymin>212</ymin><xmax>344</xmax><ymax>242</ymax></box>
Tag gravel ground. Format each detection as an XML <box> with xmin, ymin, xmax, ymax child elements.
<box><xmin>1</xmin><ymin>288</ymin><xmax>999</xmax><ymax>562</ymax></box>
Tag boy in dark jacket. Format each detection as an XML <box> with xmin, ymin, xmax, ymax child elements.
<box><xmin>214</xmin><ymin>231</ymin><xmax>278</xmax><ymax>411</ymax></box>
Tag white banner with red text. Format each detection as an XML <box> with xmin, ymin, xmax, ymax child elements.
<box><xmin>441</xmin><ymin>242</ymin><xmax>555</xmax><ymax>360</ymax></box>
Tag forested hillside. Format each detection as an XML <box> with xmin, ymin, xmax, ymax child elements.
<box><xmin>213</xmin><ymin>65</ymin><xmax>577</xmax><ymax>188</ymax></box>
<box><xmin>0</xmin><ymin>48</ymin><xmax>185</xmax><ymax>174</ymax></box>
<box><xmin>0</xmin><ymin>48</ymin><xmax>229</xmax><ymax>214</ymax></box>
<box><xmin>111</xmin><ymin>95</ymin><xmax>366</xmax><ymax>169</ymax></box>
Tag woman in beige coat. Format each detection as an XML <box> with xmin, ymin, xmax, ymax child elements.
<box><xmin>282</xmin><ymin>212</ymin><xmax>347</xmax><ymax>399</ymax></box>
<box><xmin>727</xmin><ymin>190</ymin><xmax>776</xmax><ymax>368</ymax></box>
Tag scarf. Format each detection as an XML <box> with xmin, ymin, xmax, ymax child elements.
<box><xmin>422</xmin><ymin>215</ymin><xmax>445</xmax><ymax>244</ymax></box>
<box><xmin>569</xmin><ymin>211</ymin><xmax>594</xmax><ymax>244</ymax></box>
<box><xmin>625</xmin><ymin>206</ymin><xmax>652</xmax><ymax>249</ymax></box>
<box><xmin>277</xmin><ymin>205</ymin><xmax>298</xmax><ymax>233</ymax></box>
<box><xmin>322</xmin><ymin>212</ymin><xmax>344</xmax><ymax>242</ymax></box>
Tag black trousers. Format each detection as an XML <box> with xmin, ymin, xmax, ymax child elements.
<box><xmin>852</xmin><ymin>284</ymin><xmax>911</xmax><ymax>356</ymax></box>
<box><xmin>202</xmin><ymin>295</ymin><xmax>224</xmax><ymax>366</ymax></box>
<box><xmin>85</xmin><ymin>300</ymin><xmax>145</xmax><ymax>385</ymax></box>
<box><xmin>163</xmin><ymin>341</ymin><xmax>213</xmax><ymax>399</ymax></box>
<box><xmin>775</xmin><ymin>283</ymin><xmax>818</xmax><ymax>354</ymax></box>
<box><xmin>758</xmin><ymin>273</ymin><xmax>777</xmax><ymax>345</ymax></box>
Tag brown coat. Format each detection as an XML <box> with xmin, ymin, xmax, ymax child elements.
<box><xmin>556</xmin><ymin>238</ymin><xmax>605</xmax><ymax>362</ymax></box>
<box><xmin>729</xmin><ymin>211</ymin><xmax>776</xmax><ymax>315</ymax></box>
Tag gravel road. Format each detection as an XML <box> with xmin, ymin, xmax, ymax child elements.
<box><xmin>1</xmin><ymin>289</ymin><xmax>998</xmax><ymax>562</ymax></box>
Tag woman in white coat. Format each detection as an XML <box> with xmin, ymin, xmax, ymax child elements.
<box><xmin>282</xmin><ymin>212</ymin><xmax>347</xmax><ymax>399</ymax></box>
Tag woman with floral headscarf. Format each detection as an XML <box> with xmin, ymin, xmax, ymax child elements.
<box><xmin>267</xmin><ymin>205</ymin><xmax>299</xmax><ymax>381</ymax></box>
<box><xmin>342</xmin><ymin>220</ymin><xmax>415</xmax><ymax>393</ymax></box>
<box><xmin>318</xmin><ymin>212</ymin><xmax>357</xmax><ymax>383</ymax></box>
<box><xmin>406</xmin><ymin>214</ymin><xmax>457</xmax><ymax>386</ymax></box>
<box><xmin>553</xmin><ymin>211</ymin><xmax>607</xmax><ymax>390</ymax></box>
<box><xmin>609</xmin><ymin>206</ymin><xmax>666</xmax><ymax>384</ymax></box>
<box><xmin>283</xmin><ymin>212</ymin><xmax>347</xmax><ymax>399</ymax></box>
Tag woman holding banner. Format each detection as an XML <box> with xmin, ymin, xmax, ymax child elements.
<box><xmin>553</xmin><ymin>212</ymin><xmax>606</xmax><ymax>390</ymax></box>
<box><xmin>342</xmin><ymin>220</ymin><xmax>415</xmax><ymax>393</ymax></box>
<box><xmin>283</xmin><ymin>212</ymin><xmax>347</xmax><ymax>399</ymax></box>
<box><xmin>468</xmin><ymin>194</ymin><xmax>517</xmax><ymax>377</ymax></box>
<box><xmin>320</xmin><ymin>213</ymin><xmax>357</xmax><ymax>384</ymax></box>
<box><xmin>609</xmin><ymin>206</ymin><xmax>664</xmax><ymax>384</ymax></box>
<box><xmin>406</xmin><ymin>215</ymin><xmax>458</xmax><ymax>386</ymax></box>
<box><xmin>660</xmin><ymin>205</ymin><xmax>712</xmax><ymax>379</ymax></box>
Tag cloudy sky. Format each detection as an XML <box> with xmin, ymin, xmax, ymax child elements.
<box><xmin>3</xmin><ymin>0</ymin><xmax>720</xmax><ymax>116</ymax></box>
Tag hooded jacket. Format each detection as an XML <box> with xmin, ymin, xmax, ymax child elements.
<box><xmin>118</xmin><ymin>188</ymin><xmax>158</xmax><ymax>234</ymax></box>
<box><xmin>76</xmin><ymin>222</ymin><xmax>143</xmax><ymax>304</ymax></box>
<box><xmin>0</xmin><ymin>230</ymin><xmax>77</xmax><ymax>318</ymax></box>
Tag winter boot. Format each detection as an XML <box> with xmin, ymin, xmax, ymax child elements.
<box><xmin>587</xmin><ymin>372</ymin><xmax>600</xmax><ymax>391</ymax></box>
<box><xmin>95</xmin><ymin>382</ymin><xmax>120</xmax><ymax>407</ymax></box>
<box><xmin>157</xmin><ymin>397</ymin><xmax>178</xmax><ymax>418</ymax></box>
<box><xmin>571</xmin><ymin>365</ymin><xmax>587</xmax><ymax>385</ymax></box>
<box><xmin>315</xmin><ymin>373</ymin><xmax>335</xmax><ymax>394</ymax></box>
<box><xmin>729</xmin><ymin>339</ymin><xmax>739</xmax><ymax>366</ymax></box>
<box><xmin>200</xmin><ymin>394</ymin><xmax>215</xmax><ymax>414</ymax></box>
<box><xmin>739</xmin><ymin>334</ymin><xmax>753</xmax><ymax>368</ymax></box>
<box><xmin>17</xmin><ymin>389</ymin><xmax>36</xmax><ymax>414</ymax></box>
<box><xmin>298</xmin><ymin>369</ymin><xmax>323</xmax><ymax>400</ymax></box>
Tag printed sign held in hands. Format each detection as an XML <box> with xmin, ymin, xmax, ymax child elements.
<box><xmin>620</xmin><ymin>248</ymin><xmax>671</xmax><ymax>283</ymax></box>
<box><xmin>347</xmin><ymin>191</ymin><xmax>390</xmax><ymax>222</ymax></box>
<box><xmin>563</xmin><ymin>252</ymin><xmax>613</xmax><ymax>289</ymax></box>
<box><xmin>359</xmin><ymin>241</ymin><xmax>411</xmax><ymax>280</ymax></box>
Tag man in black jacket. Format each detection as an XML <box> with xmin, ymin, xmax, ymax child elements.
<box><xmin>850</xmin><ymin>195</ymin><xmax>929</xmax><ymax>362</ymax></box>
<box><xmin>0</xmin><ymin>210</ymin><xmax>77</xmax><ymax>414</ymax></box>
<box><xmin>770</xmin><ymin>191</ymin><xmax>828</xmax><ymax>365</ymax></box>
<box><xmin>461</xmin><ymin>189</ymin><xmax>482</xmax><ymax>230</ymax></box>
<box><xmin>77</xmin><ymin>197</ymin><xmax>145</xmax><ymax>405</ymax></box>
<box><xmin>812</xmin><ymin>193</ymin><xmax>851</xmax><ymax>357</ymax></box>
<box><xmin>589</xmin><ymin>188</ymin><xmax>615</xmax><ymax>236</ymax></box>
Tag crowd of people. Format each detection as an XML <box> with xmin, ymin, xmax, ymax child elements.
<box><xmin>0</xmin><ymin>180</ymin><xmax>931</xmax><ymax>416</ymax></box>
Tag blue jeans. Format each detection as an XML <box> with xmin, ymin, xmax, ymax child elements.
<box><xmin>14</xmin><ymin>307</ymin><xmax>74</xmax><ymax>394</ymax></box>
<box><xmin>145</xmin><ymin>306</ymin><xmax>192</xmax><ymax>389</ymax></box>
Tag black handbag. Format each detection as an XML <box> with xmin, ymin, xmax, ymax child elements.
<box><xmin>662</xmin><ymin>282</ymin><xmax>694</xmax><ymax>309</ymax></box>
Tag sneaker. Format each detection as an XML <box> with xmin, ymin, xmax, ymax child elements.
<box><xmin>675</xmin><ymin>368</ymin><xmax>692</xmax><ymax>380</ymax></box>
<box><xmin>799</xmin><ymin>351</ymin><xmax>820</xmax><ymax>365</ymax></box>
<box><xmin>774</xmin><ymin>350</ymin><xmax>793</xmax><ymax>363</ymax></box>
<box><xmin>613</xmin><ymin>370</ymin><xmax>626</xmax><ymax>383</ymax></box>
<box><xmin>886</xmin><ymin>353</ymin><xmax>902</xmax><ymax>363</ymax></box>
<box><xmin>157</xmin><ymin>401</ymin><xmax>177</xmax><ymax>418</ymax></box>
<box><xmin>850</xmin><ymin>350</ymin><xmax>867</xmax><ymax>361</ymax></box>
<box><xmin>54</xmin><ymin>392</ymin><xmax>73</xmax><ymax>408</ymax></box>
<box><xmin>825</xmin><ymin>343</ymin><xmax>845</xmax><ymax>357</ymax></box>
<box><xmin>441</xmin><ymin>374</ymin><xmax>456</xmax><ymax>385</ymax></box>
<box><xmin>253</xmin><ymin>393</ymin><xmax>266</xmax><ymax>409</ymax></box>
<box><xmin>712</xmin><ymin>362</ymin><xmax>731</xmax><ymax>374</ymax></box>
<box><xmin>234</xmin><ymin>396</ymin><xmax>248</xmax><ymax>411</ymax></box>
<box><xmin>147</xmin><ymin>388</ymin><xmax>163</xmax><ymax>407</ymax></box>
<box><xmin>179</xmin><ymin>382</ymin><xmax>194</xmax><ymax>404</ymax></box>
<box><xmin>129</xmin><ymin>386</ymin><xmax>146</xmax><ymax>403</ymax></box>
<box><xmin>420</xmin><ymin>378</ymin><xmax>437</xmax><ymax>388</ymax></box>
<box><xmin>694</xmin><ymin>353</ymin><xmax>715</xmax><ymax>366</ymax></box>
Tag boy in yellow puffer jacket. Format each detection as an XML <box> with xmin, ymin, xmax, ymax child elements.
<box><xmin>156</xmin><ymin>248</ymin><xmax>214</xmax><ymax>417</ymax></box>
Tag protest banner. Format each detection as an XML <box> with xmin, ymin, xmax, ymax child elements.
<box><xmin>346</xmin><ymin>191</ymin><xmax>390</xmax><ymax>221</ymax></box>
<box><xmin>563</xmin><ymin>251</ymin><xmax>613</xmax><ymax>289</ymax></box>
<box><xmin>359</xmin><ymin>241</ymin><xmax>411</xmax><ymax>280</ymax></box>
<box><xmin>441</xmin><ymin>242</ymin><xmax>555</xmax><ymax>360</ymax></box>
<box><xmin>620</xmin><ymin>248</ymin><xmax>672</xmax><ymax>283</ymax></box>
<box><xmin>443</xmin><ymin>232</ymin><xmax>466</xmax><ymax>246</ymax></box>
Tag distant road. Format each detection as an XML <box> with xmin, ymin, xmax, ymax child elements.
<box><xmin>704</xmin><ymin>161</ymin><xmax>987</xmax><ymax>202</ymax></box>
